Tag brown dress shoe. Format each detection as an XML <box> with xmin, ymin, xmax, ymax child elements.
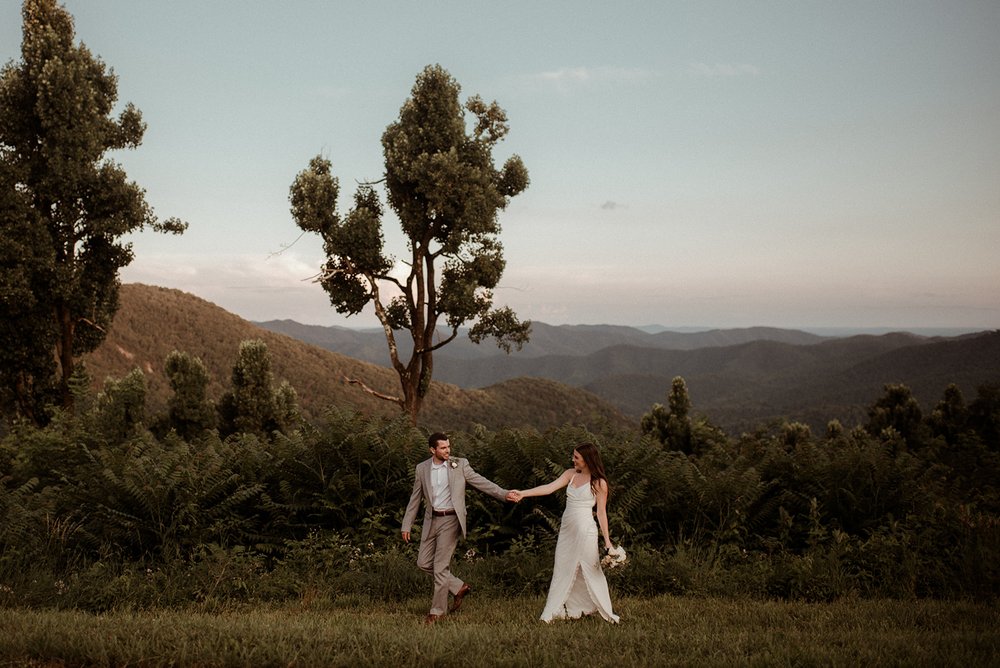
<box><xmin>450</xmin><ymin>583</ymin><xmax>472</xmax><ymax>613</ymax></box>
<box><xmin>424</xmin><ymin>613</ymin><xmax>440</xmax><ymax>625</ymax></box>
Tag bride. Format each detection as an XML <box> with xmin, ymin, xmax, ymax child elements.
<box><xmin>512</xmin><ymin>442</ymin><xmax>620</xmax><ymax>623</ymax></box>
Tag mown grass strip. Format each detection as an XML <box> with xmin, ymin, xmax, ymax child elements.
<box><xmin>1</xmin><ymin>596</ymin><xmax>997</xmax><ymax>667</ymax></box>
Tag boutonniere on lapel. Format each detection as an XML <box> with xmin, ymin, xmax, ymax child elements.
<box><xmin>449</xmin><ymin>460</ymin><xmax>459</xmax><ymax>469</ymax></box>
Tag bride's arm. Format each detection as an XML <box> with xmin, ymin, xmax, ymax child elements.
<box><xmin>515</xmin><ymin>469</ymin><xmax>573</xmax><ymax>499</ymax></box>
<box><xmin>594</xmin><ymin>479</ymin><xmax>613</xmax><ymax>550</ymax></box>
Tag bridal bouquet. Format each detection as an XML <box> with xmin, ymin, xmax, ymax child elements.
<box><xmin>601</xmin><ymin>545</ymin><xmax>627</xmax><ymax>569</ymax></box>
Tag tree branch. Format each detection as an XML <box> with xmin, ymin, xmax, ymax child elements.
<box><xmin>424</xmin><ymin>326</ymin><xmax>459</xmax><ymax>354</ymax></box>
<box><xmin>373</xmin><ymin>272</ymin><xmax>405</xmax><ymax>292</ymax></box>
<box><xmin>78</xmin><ymin>316</ymin><xmax>106</xmax><ymax>333</ymax></box>
<box><xmin>267</xmin><ymin>230</ymin><xmax>308</xmax><ymax>259</ymax></box>
<box><xmin>343</xmin><ymin>376</ymin><xmax>400</xmax><ymax>403</ymax></box>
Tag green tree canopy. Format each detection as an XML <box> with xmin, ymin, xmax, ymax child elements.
<box><xmin>290</xmin><ymin>64</ymin><xmax>530</xmax><ymax>422</ymax></box>
<box><xmin>642</xmin><ymin>376</ymin><xmax>694</xmax><ymax>454</ymax></box>
<box><xmin>164</xmin><ymin>351</ymin><xmax>216</xmax><ymax>440</ymax></box>
<box><xmin>90</xmin><ymin>367</ymin><xmax>147</xmax><ymax>443</ymax></box>
<box><xmin>866</xmin><ymin>383</ymin><xmax>928</xmax><ymax>449</ymax></box>
<box><xmin>0</xmin><ymin>0</ymin><xmax>185</xmax><ymax>423</ymax></box>
<box><xmin>218</xmin><ymin>339</ymin><xmax>298</xmax><ymax>438</ymax></box>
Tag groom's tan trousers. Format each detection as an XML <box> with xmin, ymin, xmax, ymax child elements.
<box><xmin>417</xmin><ymin>515</ymin><xmax>464</xmax><ymax>616</ymax></box>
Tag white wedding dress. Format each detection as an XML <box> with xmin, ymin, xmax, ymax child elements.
<box><xmin>539</xmin><ymin>477</ymin><xmax>620</xmax><ymax>623</ymax></box>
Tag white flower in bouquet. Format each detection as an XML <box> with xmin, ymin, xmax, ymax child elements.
<box><xmin>601</xmin><ymin>545</ymin><xmax>627</xmax><ymax>569</ymax></box>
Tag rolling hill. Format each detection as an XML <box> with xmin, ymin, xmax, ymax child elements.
<box><xmin>257</xmin><ymin>316</ymin><xmax>1000</xmax><ymax>434</ymax></box>
<box><xmin>81</xmin><ymin>284</ymin><xmax>633</xmax><ymax>433</ymax></box>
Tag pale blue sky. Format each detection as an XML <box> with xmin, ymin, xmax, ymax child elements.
<box><xmin>3</xmin><ymin>1</ymin><xmax>999</xmax><ymax>330</ymax></box>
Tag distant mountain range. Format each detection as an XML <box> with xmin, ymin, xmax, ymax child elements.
<box><xmin>255</xmin><ymin>318</ymin><xmax>1000</xmax><ymax>433</ymax></box>
<box><xmin>253</xmin><ymin>319</ymin><xmax>829</xmax><ymax>361</ymax></box>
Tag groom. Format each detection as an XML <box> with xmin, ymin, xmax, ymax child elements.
<box><xmin>402</xmin><ymin>432</ymin><xmax>515</xmax><ymax>624</ymax></box>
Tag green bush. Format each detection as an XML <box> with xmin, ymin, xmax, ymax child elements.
<box><xmin>3</xmin><ymin>377</ymin><xmax>1000</xmax><ymax>609</ymax></box>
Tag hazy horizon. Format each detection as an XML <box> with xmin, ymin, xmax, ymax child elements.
<box><xmin>243</xmin><ymin>299</ymin><xmax>990</xmax><ymax>338</ymax></box>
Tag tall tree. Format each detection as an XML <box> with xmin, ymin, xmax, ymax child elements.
<box><xmin>164</xmin><ymin>351</ymin><xmax>216</xmax><ymax>439</ymax></box>
<box><xmin>928</xmin><ymin>383</ymin><xmax>970</xmax><ymax>446</ymax></box>
<box><xmin>218</xmin><ymin>339</ymin><xmax>298</xmax><ymax>438</ymax></box>
<box><xmin>90</xmin><ymin>367</ymin><xmax>147</xmax><ymax>443</ymax></box>
<box><xmin>0</xmin><ymin>157</ymin><xmax>52</xmax><ymax>422</ymax></box>
<box><xmin>641</xmin><ymin>376</ymin><xmax>694</xmax><ymax>454</ymax></box>
<box><xmin>866</xmin><ymin>383</ymin><xmax>927</xmax><ymax>449</ymax></box>
<box><xmin>290</xmin><ymin>64</ymin><xmax>530</xmax><ymax>422</ymax></box>
<box><xmin>0</xmin><ymin>0</ymin><xmax>185</xmax><ymax>423</ymax></box>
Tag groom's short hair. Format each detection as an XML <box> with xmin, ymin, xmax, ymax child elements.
<box><xmin>428</xmin><ymin>432</ymin><xmax>449</xmax><ymax>450</ymax></box>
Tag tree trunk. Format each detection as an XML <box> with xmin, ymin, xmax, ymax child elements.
<box><xmin>400</xmin><ymin>374</ymin><xmax>423</xmax><ymax>425</ymax></box>
<box><xmin>55</xmin><ymin>303</ymin><xmax>75</xmax><ymax>410</ymax></box>
<box><xmin>399</xmin><ymin>347</ymin><xmax>435</xmax><ymax>425</ymax></box>
<box><xmin>14</xmin><ymin>371</ymin><xmax>37</xmax><ymax>424</ymax></box>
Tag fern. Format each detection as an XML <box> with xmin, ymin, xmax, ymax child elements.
<box><xmin>0</xmin><ymin>476</ymin><xmax>39</xmax><ymax>555</ymax></box>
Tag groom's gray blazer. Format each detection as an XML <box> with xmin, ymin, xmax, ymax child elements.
<box><xmin>402</xmin><ymin>457</ymin><xmax>508</xmax><ymax>540</ymax></box>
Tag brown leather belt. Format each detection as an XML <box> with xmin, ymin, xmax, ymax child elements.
<box><xmin>432</xmin><ymin>509</ymin><xmax>457</xmax><ymax>516</ymax></box>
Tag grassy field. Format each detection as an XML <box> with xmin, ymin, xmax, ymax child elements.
<box><xmin>2</xmin><ymin>595</ymin><xmax>997</xmax><ymax>667</ymax></box>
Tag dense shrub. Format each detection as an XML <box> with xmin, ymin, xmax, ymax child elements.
<box><xmin>1</xmin><ymin>377</ymin><xmax>998</xmax><ymax>608</ymax></box>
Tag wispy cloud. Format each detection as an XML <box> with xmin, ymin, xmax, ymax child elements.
<box><xmin>687</xmin><ymin>62</ymin><xmax>761</xmax><ymax>78</ymax></box>
<box><xmin>123</xmin><ymin>252</ymin><xmax>321</xmax><ymax>294</ymax></box>
<box><xmin>120</xmin><ymin>251</ymin><xmax>399</xmax><ymax>325</ymax></box>
<box><xmin>527</xmin><ymin>66</ymin><xmax>655</xmax><ymax>91</ymax></box>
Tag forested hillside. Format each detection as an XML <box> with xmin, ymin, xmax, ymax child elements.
<box><xmin>82</xmin><ymin>284</ymin><xmax>631</xmax><ymax>433</ymax></box>
<box><xmin>576</xmin><ymin>333</ymin><xmax>1000</xmax><ymax>431</ymax></box>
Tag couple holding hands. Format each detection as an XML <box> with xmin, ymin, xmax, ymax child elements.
<box><xmin>401</xmin><ymin>433</ymin><xmax>622</xmax><ymax>625</ymax></box>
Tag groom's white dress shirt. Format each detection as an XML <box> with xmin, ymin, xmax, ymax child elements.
<box><xmin>431</xmin><ymin>461</ymin><xmax>454</xmax><ymax>511</ymax></box>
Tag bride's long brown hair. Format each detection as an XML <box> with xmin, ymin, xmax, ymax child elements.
<box><xmin>574</xmin><ymin>442</ymin><xmax>609</xmax><ymax>495</ymax></box>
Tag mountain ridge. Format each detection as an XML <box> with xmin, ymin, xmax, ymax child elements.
<box><xmin>255</xmin><ymin>316</ymin><xmax>999</xmax><ymax>433</ymax></box>
<box><xmin>254</xmin><ymin>319</ymin><xmax>831</xmax><ymax>364</ymax></box>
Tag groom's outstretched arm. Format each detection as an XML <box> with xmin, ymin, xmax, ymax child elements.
<box><xmin>462</xmin><ymin>459</ymin><xmax>509</xmax><ymax>502</ymax></box>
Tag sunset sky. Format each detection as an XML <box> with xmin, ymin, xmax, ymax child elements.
<box><xmin>3</xmin><ymin>1</ymin><xmax>998</xmax><ymax>332</ymax></box>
